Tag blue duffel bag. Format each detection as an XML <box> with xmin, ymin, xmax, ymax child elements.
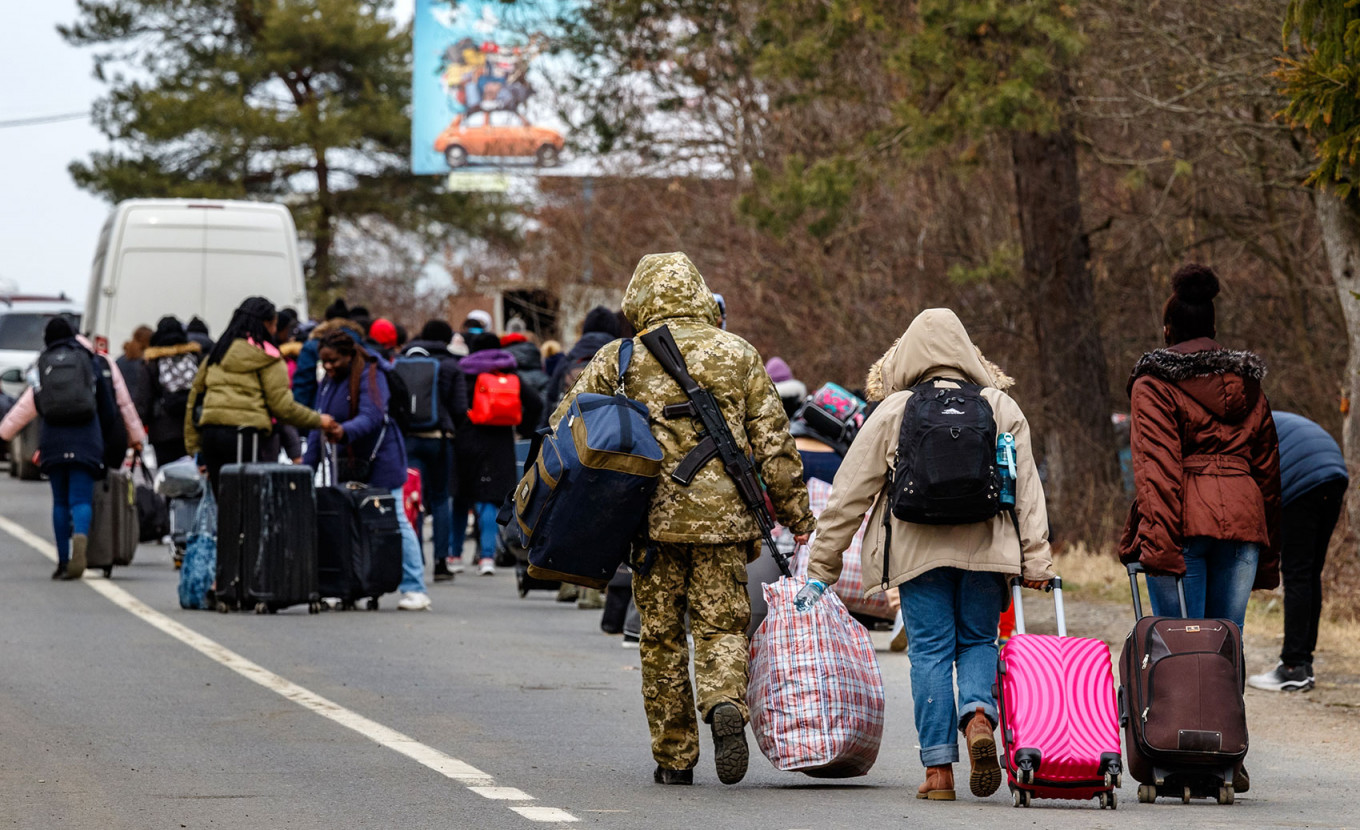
<box><xmin>512</xmin><ymin>340</ymin><xmax>663</xmax><ymax>589</ymax></box>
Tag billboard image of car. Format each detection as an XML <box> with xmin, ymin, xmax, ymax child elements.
<box><xmin>412</xmin><ymin>1</ymin><xmax>569</xmax><ymax>176</ymax></box>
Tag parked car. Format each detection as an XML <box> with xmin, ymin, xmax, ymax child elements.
<box><xmin>84</xmin><ymin>199</ymin><xmax>308</xmax><ymax>353</ymax></box>
<box><xmin>433</xmin><ymin>112</ymin><xmax>565</xmax><ymax>169</ymax></box>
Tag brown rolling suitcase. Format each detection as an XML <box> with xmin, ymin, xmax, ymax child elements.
<box><xmin>1119</xmin><ymin>563</ymin><xmax>1247</xmax><ymax>805</ymax></box>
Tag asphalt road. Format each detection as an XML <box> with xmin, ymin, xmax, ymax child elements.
<box><xmin>0</xmin><ymin>473</ymin><xmax>1355</xmax><ymax>830</ymax></box>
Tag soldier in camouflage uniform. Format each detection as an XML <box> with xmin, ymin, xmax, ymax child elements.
<box><xmin>550</xmin><ymin>252</ymin><xmax>816</xmax><ymax>786</ymax></box>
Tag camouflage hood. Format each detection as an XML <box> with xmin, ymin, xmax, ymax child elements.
<box><xmin>621</xmin><ymin>252</ymin><xmax>722</xmax><ymax>332</ymax></box>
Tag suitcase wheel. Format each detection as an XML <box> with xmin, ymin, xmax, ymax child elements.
<box><xmin>1137</xmin><ymin>784</ymin><xmax>1156</xmax><ymax>803</ymax></box>
<box><xmin>308</xmin><ymin>601</ymin><xmax>321</xmax><ymax>615</ymax></box>
<box><xmin>1097</xmin><ymin>790</ymin><xmax>1117</xmax><ymax>810</ymax></box>
<box><xmin>1217</xmin><ymin>785</ymin><xmax>1234</xmax><ymax>805</ymax></box>
<box><xmin>1182</xmin><ymin>786</ymin><xmax>1192</xmax><ymax>804</ymax></box>
<box><xmin>103</xmin><ymin>566</ymin><xmax>113</xmax><ymax>579</ymax></box>
<box><xmin>1010</xmin><ymin>788</ymin><xmax>1032</xmax><ymax>808</ymax></box>
<box><xmin>366</xmin><ymin>598</ymin><xmax>380</xmax><ymax>611</ymax></box>
<box><xmin>216</xmin><ymin>600</ymin><xmax>231</xmax><ymax>614</ymax></box>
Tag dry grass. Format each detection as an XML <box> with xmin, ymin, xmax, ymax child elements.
<box><xmin>1051</xmin><ymin>544</ymin><xmax>1360</xmax><ymax>664</ymax></box>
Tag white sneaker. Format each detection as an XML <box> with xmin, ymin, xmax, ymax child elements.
<box><xmin>478</xmin><ymin>560</ymin><xmax>496</xmax><ymax>576</ymax></box>
<box><xmin>397</xmin><ymin>592</ymin><xmax>432</xmax><ymax>611</ymax></box>
<box><xmin>449</xmin><ymin>560</ymin><xmax>466</xmax><ymax>574</ymax></box>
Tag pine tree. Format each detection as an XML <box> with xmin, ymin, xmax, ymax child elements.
<box><xmin>61</xmin><ymin>0</ymin><xmax>501</xmax><ymax>297</ymax></box>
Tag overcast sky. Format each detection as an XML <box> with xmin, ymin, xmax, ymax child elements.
<box><xmin>0</xmin><ymin>1</ymin><xmax>416</xmax><ymax>302</ymax></box>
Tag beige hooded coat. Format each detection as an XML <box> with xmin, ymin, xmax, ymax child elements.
<box><xmin>805</xmin><ymin>309</ymin><xmax>1054</xmax><ymax>594</ymax></box>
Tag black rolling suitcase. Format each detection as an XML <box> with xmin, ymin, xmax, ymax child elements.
<box><xmin>216</xmin><ymin>432</ymin><xmax>319</xmax><ymax>614</ymax></box>
<box><xmin>1119</xmin><ymin>563</ymin><xmax>1247</xmax><ymax>805</ymax></box>
<box><xmin>88</xmin><ymin>463</ymin><xmax>139</xmax><ymax>577</ymax></box>
<box><xmin>316</xmin><ymin>474</ymin><xmax>404</xmax><ymax>611</ymax></box>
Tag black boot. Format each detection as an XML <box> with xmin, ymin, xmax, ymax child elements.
<box><xmin>52</xmin><ymin>564</ymin><xmax>68</xmax><ymax>580</ymax></box>
<box><xmin>709</xmin><ymin>703</ymin><xmax>749</xmax><ymax>785</ymax></box>
<box><xmin>653</xmin><ymin>766</ymin><xmax>693</xmax><ymax>785</ymax></box>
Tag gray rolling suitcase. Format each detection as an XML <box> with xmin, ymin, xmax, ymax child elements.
<box><xmin>88</xmin><ymin>466</ymin><xmax>139</xmax><ymax>577</ymax></box>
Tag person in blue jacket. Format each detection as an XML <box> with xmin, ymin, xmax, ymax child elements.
<box><xmin>1248</xmin><ymin>411</ymin><xmax>1349</xmax><ymax>692</ymax></box>
<box><xmin>304</xmin><ymin>330</ymin><xmax>431</xmax><ymax>611</ymax></box>
<box><xmin>292</xmin><ymin>297</ymin><xmax>351</xmax><ymax>408</ymax></box>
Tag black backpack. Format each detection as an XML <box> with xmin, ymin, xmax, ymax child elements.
<box><xmin>35</xmin><ymin>342</ymin><xmax>98</xmax><ymax>427</ymax></box>
<box><xmin>383</xmin><ymin>366</ymin><xmax>414</xmax><ymax>434</ymax></box>
<box><xmin>392</xmin><ymin>352</ymin><xmax>441</xmax><ymax>432</ymax></box>
<box><xmin>888</xmin><ymin>379</ymin><xmax>1000</xmax><ymax>525</ymax></box>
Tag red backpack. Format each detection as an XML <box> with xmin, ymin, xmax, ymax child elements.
<box><xmin>469</xmin><ymin>372</ymin><xmax>523</xmax><ymax>426</ymax></box>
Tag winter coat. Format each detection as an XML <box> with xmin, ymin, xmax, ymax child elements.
<box><xmin>400</xmin><ymin>339</ymin><xmax>468</xmax><ymax>435</ymax></box>
<box><xmin>1117</xmin><ymin>338</ymin><xmax>1281</xmax><ymax>589</ymax></box>
<box><xmin>0</xmin><ymin>339</ymin><xmax>125</xmax><ymax>473</ymax></box>
<box><xmin>294</xmin><ymin>319</ymin><xmax>366</xmax><ymax>408</ymax></box>
<box><xmin>503</xmin><ymin>340</ymin><xmax>551</xmax><ymax>403</ymax></box>
<box><xmin>1273</xmin><ymin>411</ymin><xmax>1348</xmax><ymax>506</ymax></box>
<box><xmin>551</xmin><ymin>252</ymin><xmax>815</xmax><ymax>547</ymax></box>
<box><xmin>804</xmin><ymin>309</ymin><xmax>1054</xmax><ymax>593</ymax></box>
<box><xmin>540</xmin><ymin>331</ymin><xmax>615</xmax><ymax>427</ymax></box>
<box><xmin>79</xmin><ymin>335</ymin><xmax>147</xmax><ymax>446</ymax></box>
<box><xmin>116</xmin><ymin>354</ymin><xmax>153</xmax><ymax>425</ymax></box>
<box><xmin>304</xmin><ymin>360</ymin><xmax>408</xmax><ymax>491</ymax></box>
<box><xmin>183</xmin><ymin>339</ymin><xmax>322</xmax><ymax>455</ymax></box>
<box><xmin>144</xmin><ymin>341</ymin><xmax>202</xmax><ymax>448</ymax></box>
<box><xmin>456</xmin><ymin>348</ymin><xmax>544</xmax><ymax>504</ymax></box>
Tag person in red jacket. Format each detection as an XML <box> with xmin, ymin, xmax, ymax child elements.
<box><xmin>1119</xmin><ymin>264</ymin><xmax>1282</xmax><ymax>632</ymax></box>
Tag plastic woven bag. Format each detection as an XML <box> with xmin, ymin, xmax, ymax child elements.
<box><xmin>178</xmin><ymin>487</ymin><xmax>217</xmax><ymax>610</ymax></box>
<box><xmin>748</xmin><ymin>578</ymin><xmax>885</xmax><ymax>778</ymax></box>
<box><xmin>791</xmin><ymin>478</ymin><xmax>895</xmax><ymax>620</ymax></box>
<box><xmin>155</xmin><ymin>455</ymin><xmax>204</xmax><ymax>499</ymax></box>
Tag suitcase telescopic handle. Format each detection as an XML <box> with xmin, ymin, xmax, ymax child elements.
<box><xmin>1009</xmin><ymin>576</ymin><xmax>1066</xmax><ymax>637</ymax></box>
<box><xmin>1126</xmin><ymin>562</ymin><xmax>1189</xmax><ymax>621</ymax></box>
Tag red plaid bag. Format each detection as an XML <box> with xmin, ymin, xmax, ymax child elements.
<box><xmin>748</xmin><ymin>578</ymin><xmax>885</xmax><ymax>777</ymax></box>
<box><xmin>792</xmin><ymin>478</ymin><xmax>895</xmax><ymax>620</ymax></box>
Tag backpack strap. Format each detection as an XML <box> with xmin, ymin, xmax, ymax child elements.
<box><xmin>616</xmin><ymin>339</ymin><xmax>635</xmax><ymax>394</ymax></box>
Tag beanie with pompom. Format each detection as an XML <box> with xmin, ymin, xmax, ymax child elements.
<box><xmin>1163</xmin><ymin>263</ymin><xmax>1220</xmax><ymax>344</ymax></box>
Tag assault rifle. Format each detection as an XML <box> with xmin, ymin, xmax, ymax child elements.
<box><xmin>639</xmin><ymin>325</ymin><xmax>792</xmax><ymax>578</ymax></box>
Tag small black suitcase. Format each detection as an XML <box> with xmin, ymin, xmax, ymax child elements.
<box><xmin>316</xmin><ymin>483</ymin><xmax>404</xmax><ymax>610</ymax></box>
<box><xmin>216</xmin><ymin>462</ymin><xmax>319</xmax><ymax>614</ymax></box>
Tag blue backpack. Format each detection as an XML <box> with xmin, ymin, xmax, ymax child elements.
<box><xmin>510</xmin><ymin>340</ymin><xmax>662</xmax><ymax>589</ymax></box>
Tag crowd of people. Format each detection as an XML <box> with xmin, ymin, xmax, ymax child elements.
<box><xmin>0</xmin><ymin>254</ymin><xmax>1346</xmax><ymax>801</ymax></box>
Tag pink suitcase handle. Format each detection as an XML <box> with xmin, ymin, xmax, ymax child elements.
<box><xmin>1009</xmin><ymin>576</ymin><xmax>1066</xmax><ymax>637</ymax></box>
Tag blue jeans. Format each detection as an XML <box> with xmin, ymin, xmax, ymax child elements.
<box><xmin>50</xmin><ymin>465</ymin><xmax>96</xmax><ymax>565</ymax></box>
<box><xmin>405</xmin><ymin>436</ymin><xmax>453</xmax><ymax>562</ymax></box>
<box><xmin>391</xmin><ymin>487</ymin><xmax>426</xmax><ymax>595</ymax></box>
<box><xmin>452</xmin><ymin>497</ymin><xmax>499</xmax><ymax>562</ymax></box>
<box><xmin>899</xmin><ymin>568</ymin><xmax>1007</xmax><ymax>767</ymax></box>
<box><xmin>1148</xmin><ymin>538</ymin><xmax>1258</xmax><ymax>629</ymax></box>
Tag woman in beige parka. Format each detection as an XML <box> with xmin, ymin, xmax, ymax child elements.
<box><xmin>803</xmin><ymin>308</ymin><xmax>1055</xmax><ymax>802</ymax></box>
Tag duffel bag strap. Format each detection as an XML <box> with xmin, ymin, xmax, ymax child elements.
<box><xmin>615</xmin><ymin>339</ymin><xmax>635</xmax><ymax>394</ymax></box>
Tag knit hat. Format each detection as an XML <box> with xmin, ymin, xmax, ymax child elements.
<box><xmin>765</xmin><ymin>357</ymin><xmax>794</xmax><ymax>383</ymax></box>
<box><xmin>44</xmin><ymin>316</ymin><xmax>76</xmax><ymax>347</ymax></box>
<box><xmin>419</xmin><ymin>319</ymin><xmax>454</xmax><ymax>344</ymax></box>
<box><xmin>1163</xmin><ymin>264</ymin><xmax>1219</xmax><ymax>344</ymax></box>
<box><xmin>324</xmin><ymin>298</ymin><xmax>349</xmax><ymax>321</ymax></box>
<box><xmin>581</xmin><ymin>306</ymin><xmax>621</xmax><ymax>337</ymax></box>
<box><xmin>468</xmin><ymin>332</ymin><xmax>502</xmax><ymax>353</ymax></box>
<box><xmin>186</xmin><ymin>316</ymin><xmax>210</xmax><ymax>335</ymax></box>
<box><xmin>151</xmin><ymin>315</ymin><xmax>187</xmax><ymax>348</ymax></box>
<box><xmin>465</xmin><ymin>309</ymin><xmax>494</xmax><ymax>331</ymax></box>
<box><xmin>369</xmin><ymin>318</ymin><xmax>398</xmax><ymax>350</ymax></box>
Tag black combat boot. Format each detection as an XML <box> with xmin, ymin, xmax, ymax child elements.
<box><xmin>709</xmin><ymin>703</ymin><xmax>749</xmax><ymax>785</ymax></box>
<box><xmin>653</xmin><ymin>766</ymin><xmax>693</xmax><ymax>785</ymax></box>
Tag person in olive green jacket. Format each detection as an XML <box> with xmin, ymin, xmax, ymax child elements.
<box><xmin>184</xmin><ymin>297</ymin><xmax>332</xmax><ymax>493</ymax></box>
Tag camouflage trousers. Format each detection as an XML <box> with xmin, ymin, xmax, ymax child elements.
<box><xmin>633</xmin><ymin>540</ymin><xmax>756</xmax><ymax>770</ymax></box>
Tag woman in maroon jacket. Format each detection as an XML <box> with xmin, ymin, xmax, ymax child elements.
<box><xmin>1120</xmin><ymin>264</ymin><xmax>1281</xmax><ymax>630</ymax></box>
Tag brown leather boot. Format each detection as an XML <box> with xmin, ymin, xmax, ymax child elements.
<box><xmin>916</xmin><ymin>765</ymin><xmax>955</xmax><ymax>800</ymax></box>
<box><xmin>965</xmin><ymin>707</ymin><xmax>1001</xmax><ymax>797</ymax></box>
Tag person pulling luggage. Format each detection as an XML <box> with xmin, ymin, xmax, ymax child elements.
<box><xmin>0</xmin><ymin>317</ymin><xmax>147</xmax><ymax>579</ymax></box>
<box><xmin>799</xmin><ymin>308</ymin><xmax>1055</xmax><ymax>802</ymax></box>
<box><xmin>549</xmin><ymin>252</ymin><xmax>816</xmax><ymax>786</ymax></box>
<box><xmin>304</xmin><ymin>330</ymin><xmax>432</xmax><ymax>612</ymax></box>
<box><xmin>184</xmin><ymin>297</ymin><xmax>332</xmax><ymax>495</ymax></box>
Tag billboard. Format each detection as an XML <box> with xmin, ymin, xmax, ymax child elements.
<box><xmin>412</xmin><ymin>0</ymin><xmax>570</xmax><ymax>178</ymax></box>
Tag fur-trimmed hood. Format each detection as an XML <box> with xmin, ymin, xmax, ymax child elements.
<box><xmin>143</xmin><ymin>341</ymin><xmax>201</xmax><ymax>361</ymax></box>
<box><xmin>309</xmin><ymin>318</ymin><xmax>365</xmax><ymax>341</ymax></box>
<box><xmin>1128</xmin><ymin>337</ymin><xmax>1266</xmax><ymax>424</ymax></box>
<box><xmin>278</xmin><ymin>341</ymin><xmax>303</xmax><ymax>360</ymax></box>
<box><xmin>864</xmin><ymin>337</ymin><xmax>1014</xmax><ymax>402</ymax></box>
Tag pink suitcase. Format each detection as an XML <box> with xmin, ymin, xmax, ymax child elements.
<box><xmin>996</xmin><ymin>577</ymin><xmax>1123</xmax><ymax>809</ymax></box>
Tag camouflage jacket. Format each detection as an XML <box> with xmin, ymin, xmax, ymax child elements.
<box><xmin>550</xmin><ymin>252</ymin><xmax>816</xmax><ymax>548</ymax></box>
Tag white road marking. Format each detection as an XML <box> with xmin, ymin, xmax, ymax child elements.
<box><xmin>0</xmin><ymin>516</ymin><xmax>578</xmax><ymax>824</ymax></box>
